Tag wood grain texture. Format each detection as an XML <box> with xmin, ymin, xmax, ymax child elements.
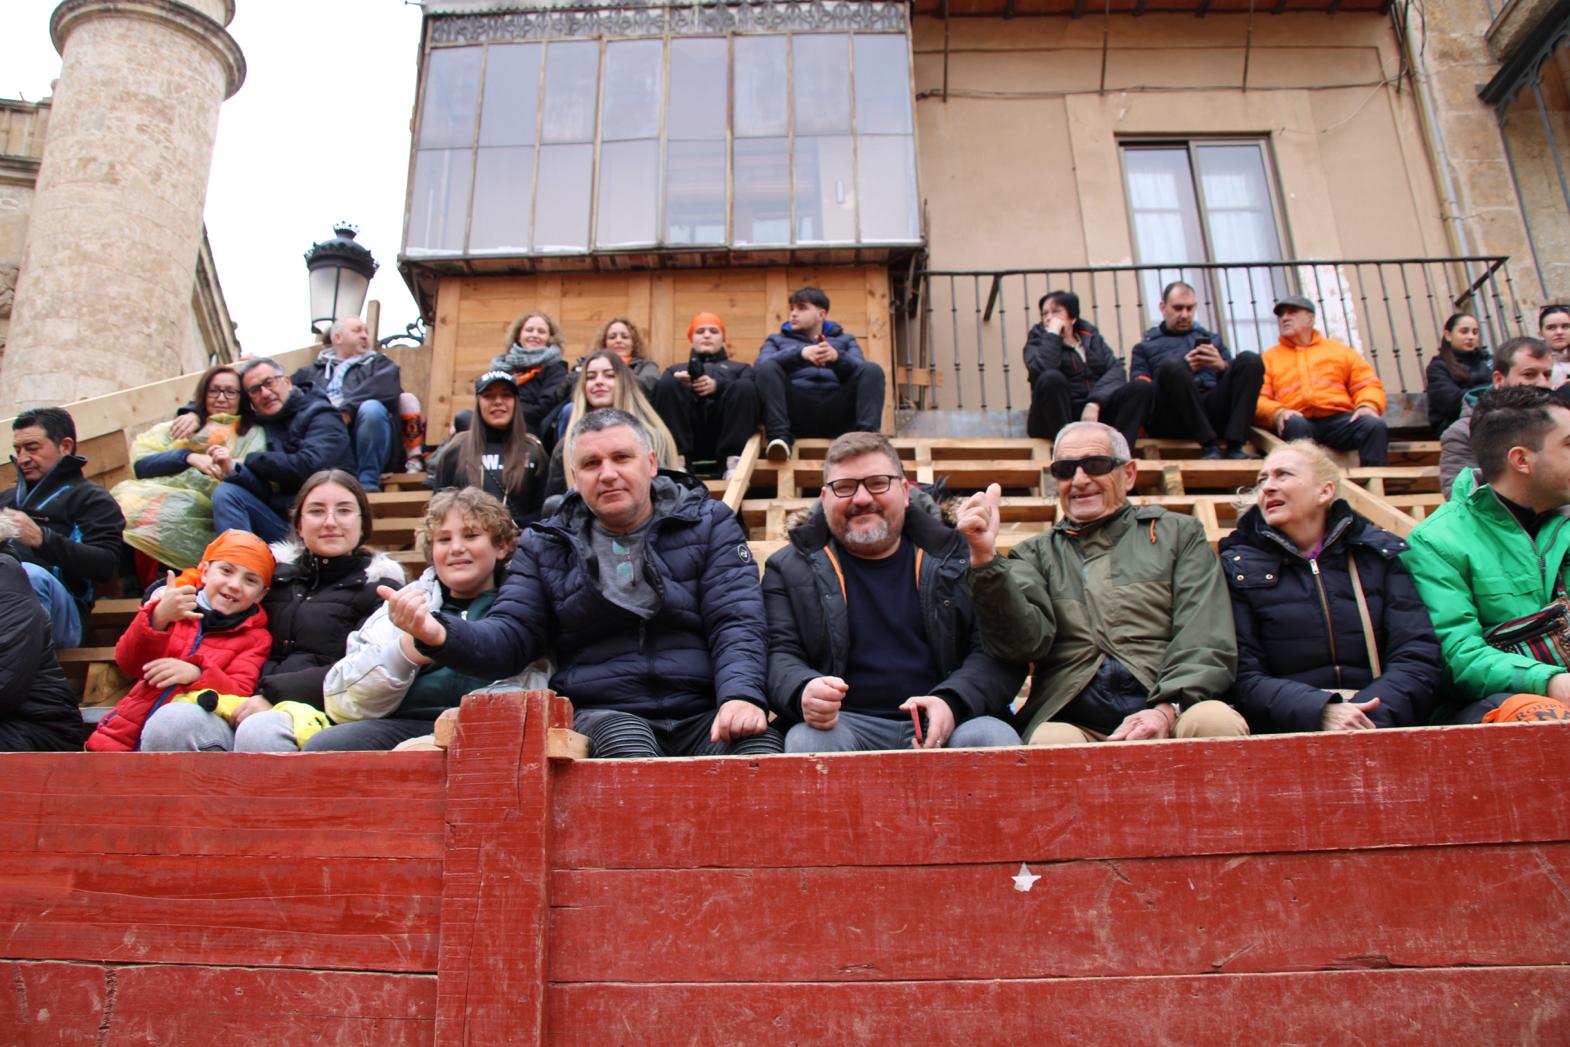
<box><xmin>549</xmin><ymin>844</ymin><xmax>1570</xmax><ymax>982</ymax></box>
<box><xmin>0</xmin><ymin>752</ymin><xmax>446</xmax><ymax>858</ymax></box>
<box><xmin>0</xmin><ymin>852</ymin><xmax>441</xmax><ymax>971</ymax></box>
<box><xmin>435</xmin><ymin>690</ymin><xmax>555</xmax><ymax>1044</ymax></box>
<box><xmin>551</xmin><ymin>725</ymin><xmax>1570</xmax><ymax>871</ymax></box>
<box><xmin>1</xmin><ymin>961</ymin><xmax>436</xmax><ymax>1046</ymax></box>
<box><xmin>546</xmin><ymin>967</ymin><xmax>1570</xmax><ymax>1044</ymax></box>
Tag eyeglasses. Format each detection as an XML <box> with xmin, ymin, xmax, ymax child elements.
<box><xmin>1048</xmin><ymin>455</ymin><xmax>1127</xmax><ymax>480</ymax></box>
<box><xmin>300</xmin><ymin>506</ymin><xmax>361</xmax><ymax>523</ymax></box>
<box><xmin>207</xmin><ymin>387</ymin><xmax>241</xmax><ymax>402</ymax></box>
<box><xmin>244</xmin><ymin>374</ymin><xmax>286</xmax><ymax>399</ymax></box>
<box><xmin>823</xmin><ymin>474</ymin><xmax>903</xmax><ymax>498</ymax></box>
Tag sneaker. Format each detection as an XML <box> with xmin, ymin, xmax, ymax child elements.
<box><xmin>722</xmin><ymin>455</ymin><xmax>743</xmax><ymax>480</ymax></box>
<box><xmin>766</xmin><ymin>438</ymin><xmax>792</xmax><ymax>461</ymax></box>
<box><xmin>403</xmin><ymin>457</ymin><xmax>425</xmax><ymax>474</ymax></box>
<box><xmin>1199</xmin><ymin>442</ymin><xmax>1222</xmax><ymax>460</ymax></box>
<box><xmin>1223</xmin><ymin>445</ymin><xmax>1260</xmax><ymax>460</ymax></box>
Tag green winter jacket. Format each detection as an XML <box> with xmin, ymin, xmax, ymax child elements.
<box><xmin>965</xmin><ymin>502</ymin><xmax>1238</xmax><ymax>738</ymax></box>
<box><xmin>1402</xmin><ymin>470</ymin><xmax>1570</xmax><ymax>709</ymax></box>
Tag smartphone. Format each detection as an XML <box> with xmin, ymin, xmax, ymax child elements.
<box><xmin>910</xmin><ymin>705</ymin><xmax>927</xmax><ymax>745</ymax></box>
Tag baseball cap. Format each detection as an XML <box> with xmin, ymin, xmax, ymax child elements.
<box><xmin>1273</xmin><ymin>295</ymin><xmax>1317</xmax><ymax>316</ymax></box>
<box><xmin>474</xmin><ymin>370</ymin><xmax>517</xmax><ymax>394</ymax></box>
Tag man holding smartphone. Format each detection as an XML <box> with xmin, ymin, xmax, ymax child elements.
<box><xmin>1129</xmin><ymin>281</ymin><xmax>1265</xmax><ymax>459</ymax></box>
<box><xmin>762</xmin><ymin>432</ymin><xmax>1023</xmax><ymax>753</ymax></box>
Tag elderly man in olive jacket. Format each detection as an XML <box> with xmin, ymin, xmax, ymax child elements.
<box><xmin>954</xmin><ymin>421</ymin><xmax>1243</xmax><ymax>745</ymax></box>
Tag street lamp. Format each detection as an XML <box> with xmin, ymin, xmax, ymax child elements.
<box><xmin>304</xmin><ymin>222</ymin><xmax>378</xmax><ymax>335</ymax></box>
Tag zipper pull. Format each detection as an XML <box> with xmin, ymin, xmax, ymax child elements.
<box><xmin>1310</xmin><ymin>558</ymin><xmax>1320</xmax><ymax>575</ymax></box>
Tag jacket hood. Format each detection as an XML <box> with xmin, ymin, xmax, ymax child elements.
<box><xmin>269</xmin><ymin>538</ymin><xmax>406</xmax><ymax>586</ymax></box>
<box><xmin>544</xmin><ymin>473</ymin><xmax>709</xmax><ymax>537</ymax></box>
<box><xmin>787</xmin><ymin>489</ymin><xmax>954</xmax><ymax>556</ymax></box>
<box><xmin>1143</xmin><ymin>321</ymin><xmax>1217</xmax><ymax>342</ymax></box>
<box><xmin>1269</xmin><ymin>330</ymin><xmax>1331</xmax><ymax>353</ymax></box>
<box><xmin>9</xmin><ymin>451</ymin><xmax>89</xmax><ymax>506</ymax></box>
<box><xmin>776</xmin><ymin>319</ymin><xmax>845</xmax><ymax>342</ymax></box>
<box><xmin>1221</xmin><ymin>500</ymin><xmax>1407</xmax><ymax>560</ymax></box>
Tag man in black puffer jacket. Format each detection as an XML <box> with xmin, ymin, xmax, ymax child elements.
<box><xmin>212</xmin><ymin>357</ymin><xmax>355</xmax><ymax>541</ymax></box>
<box><xmin>764</xmin><ymin>432</ymin><xmax>1024</xmax><ymax>752</ymax></box>
<box><xmin>0</xmin><ymin>552</ymin><xmax>90</xmax><ymax>751</ymax></box>
<box><xmin>387</xmin><ymin>407</ymin><xmax>781</xmax><ymax>759</ymax></box>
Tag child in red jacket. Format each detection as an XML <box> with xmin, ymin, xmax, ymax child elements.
<box><xmin>86</xmin><ymin>530</ymin><xmax>274</xmax><ymax>752</ymax></box>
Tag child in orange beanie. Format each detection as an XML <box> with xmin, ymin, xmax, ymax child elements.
<box><xmin>86</xmin><ymin>530</ymin><xmax>274</xmax><ymax>752</ymax></box>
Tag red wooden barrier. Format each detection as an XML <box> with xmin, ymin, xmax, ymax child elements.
<box><xmin>2</xmin><ymin>690</ymin><xmax>1568</xmax><ymax>1044</ymax></box>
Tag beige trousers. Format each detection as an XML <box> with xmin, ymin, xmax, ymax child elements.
<box><xmin>1028</xmin><ymin>699</ymin><xmax>1249</xmax><ymax>746</ymax></box>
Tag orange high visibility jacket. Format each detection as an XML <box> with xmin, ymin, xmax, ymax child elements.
<box><xmin>1254</xmin><ymin>332</ymin><xmax>1387</xmax><ymax>426</ymax></box>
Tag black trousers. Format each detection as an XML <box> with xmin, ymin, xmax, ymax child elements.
<box><xmin>1280</xmin><ymin>411</ymin><xmax>1389</xmax><ymax>466</ymax></box>
<box><xmin>755</xmin><ymin>359</ymin><xmax>886</xmax><ymax>442</ymax></box>
<box><xmin>1026</xmin><ymin>370</ymin><xmax>1154</xmax><ymax>450</ymax></box>
<box><xmin>652</xmin><ymin>374</ymin><xmax>760</xmax><ymax>461</ymax></box>
<box><xmin>1145</xmin><ymin>353</ymin><xmax>1266</xmax><ymax>446</ymax></box>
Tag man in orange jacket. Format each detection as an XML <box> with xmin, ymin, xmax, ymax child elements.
<box><xmin>1254</xmin><ymin>295</ymin><xmax>1389</xmax><ymax>465</ymax></box>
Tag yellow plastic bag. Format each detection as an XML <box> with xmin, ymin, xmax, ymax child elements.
<box><xmin>112</xmin><ymin>413</ymin><xmax>267</xmax><ymax>569</ymax></box>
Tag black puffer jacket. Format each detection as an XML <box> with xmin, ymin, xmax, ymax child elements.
<box><xmin>1217</xmin><ymin>501</ymin><xmax>1441</xmax><ymax>733</ymax></box>
<box><xmin>0</xmin><ymin>453</ymin><xmax>125</xmax><ymax>614</ymax></box>
<box><xmin>422</xmin><ymin>475</ymin><xmax>768</xmax><ymax>719</ymax></box>
<box><xmin>1424</xmin><ymin>349</ymin><xmax>1492</xmax><ymax>433</ymax></box>
<box><xmin>0</xmin><ymin>553</ymin><xmax>88</xmax><ymax>751</ymax></box>
<box><xmin>257</xmin><ymin>541</ymin><xmax>406</xmax><ymax>708</ymax></box>
<box><xmin>1022</xmin><ymin>321</ymin><xmax>1128</xmax><ymax>404</ymax></box>
<box><xmin>762</xmin><ymin>505</ymin><xmax>1026</xmax><ymax>727</ymax></box>
<box><xmin>224</xmin><ymin>389</ymin><xmax>355</xmax><ymax>517</ymax></box>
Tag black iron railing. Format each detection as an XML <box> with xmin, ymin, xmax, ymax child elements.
<box><xmin>893</xmin><ymin>257</ymin><xmax>1526</xmax><ymax>412</ymax></box>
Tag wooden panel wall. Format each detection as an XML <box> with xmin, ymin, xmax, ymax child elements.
<box><xmin>428</xmin><ymin>266</ymin><xmax>894</xmax><ymax>437</ymax></box>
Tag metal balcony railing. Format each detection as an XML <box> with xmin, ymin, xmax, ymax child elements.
<box><xmin>892</xmin><ymin>257</ymin><xmax>1526</xmax><ymax>413</ymax></box>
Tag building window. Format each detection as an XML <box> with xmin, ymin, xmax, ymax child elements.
<box><xmin>1121</xmin><ymin>140</ymin><xmax>1290</xmax><ymax>354</ymax></box>
<box><xmin>404</xmin><ymin>25</ymin><xmax>920</xmax><ymax>259</ymax></box>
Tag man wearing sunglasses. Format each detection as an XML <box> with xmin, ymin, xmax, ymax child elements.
<box><xmin>209</xmin><ymin>358</ymin><xmax>355</xmax><ymax>541</ymax></box>
<box><xmin>957</xmin><ymin>421</ymin><xmax>1244</xmax><ymax>746</ymax></box>
<box><xmin>762</xmin><ymin>432</ymin><xmax>1024</xmax><ymax>752</ymax></box>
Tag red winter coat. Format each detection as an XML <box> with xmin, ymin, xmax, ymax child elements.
<box><xmin>86</xmin><ymin>602</ymin><xmax>272</xmax><ymax>752</ymax></box>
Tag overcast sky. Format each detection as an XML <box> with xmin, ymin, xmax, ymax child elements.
<box><xmin>3</xmin><ymin>0</ymin><xmax>426</xmax><ymax>357</ymax></box>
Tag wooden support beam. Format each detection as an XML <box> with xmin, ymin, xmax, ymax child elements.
<box><xmin>721</xmin><ymin>432</ymin><xmax>762</xmax><ymax>514</ymax></box>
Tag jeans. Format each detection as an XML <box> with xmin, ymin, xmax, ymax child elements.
<box><xmin>572</xmin><ymin>706</ymin><xmax>784</xmax><ymax>758</ymax></box>
<box><xmin>303</xmin><ymin>718</ymin><xmax>434</xmax><ymax>751</ymax></box>
<box><xmin>352</xmin><ymin>399</ymin><xmax>394</xmax><ymax>490</ymax></box>
<box><xmin>784</xmin><ymin>708</ymin><xmax>1020</xmax><ymax>753</ymax></box>
<box><xmin>1279</xmin><ymin>411</ymin><xmax>1389</xmax><ymax>466</ymax></box>
<box><xmin>22</xmin><ymin>562</ymin><xmax>82</xmax><ymax>648</ymax></box>
<box><xmin>139</xmin><ymin>703</ymin><xmax>300</xmax><ymax>752</ymax></box>
<box><xmin>211</xmin><ymin>482</ymin><xmax>291</xmax><ymax>543</ymax></box>
<box><xmin>754</xmin><ymin>359</ymin><xmax>885</xmax><ymax>444</ymax></box>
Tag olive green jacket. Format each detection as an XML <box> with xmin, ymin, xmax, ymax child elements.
<box><xmin>966</xmin><ymin>502</ymin><xmax>1238</xmax><ymax>738</ymax></box>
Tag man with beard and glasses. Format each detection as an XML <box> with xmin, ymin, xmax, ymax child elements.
<box><xmin>762</xmin><ymin>431</ymin><xmax>1024</xmax><ymax>752</ymax></box>
<box><xmin>955</xmin><ymin>421</ymin><xmax>1244</xmax><ymax>746</ymax></box>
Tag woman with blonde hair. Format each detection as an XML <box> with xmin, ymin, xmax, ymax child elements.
<box><xmin>544</xmin><ymin>349</ymin><xmax>681</xmax><ymax>498</ymax></box>
<box><xmin>491</xmin><ymin>310</ymin><xmax>570</xmax><ymax>431</ymax></box>
<box><xmin>1217</xmin><ymin>440</ymin><xmax>1440</xmax><ymax>732</ymax></box>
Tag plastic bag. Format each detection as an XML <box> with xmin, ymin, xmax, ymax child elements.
<box><xmin>112</xmin><ymin>413</ymin><xmax>268</xmax><ymax>569</ymax></box>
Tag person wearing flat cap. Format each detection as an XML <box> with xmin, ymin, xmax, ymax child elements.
<box><xmin>1255</xmin><ymin>295</ymin><xmax>1389</xmax><ymax>465</ymax></box>
<box><xmin>652</xmin><ymin>312</ymin><xmax>761</xmax><ymax>479</ymax></box>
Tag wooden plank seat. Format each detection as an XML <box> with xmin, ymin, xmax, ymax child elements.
<box><xmin>376</xmin><ymin>471</ymin><xmax>431</xmax><ymax>490</ymax></box>
<box><xmin>366</xmin><ymin>488</ymin><xmax>432</xmax><ymax>511</ymax></box>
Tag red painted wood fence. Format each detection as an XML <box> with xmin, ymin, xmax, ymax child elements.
<box><xmin>3</xmin><ymin>690</ymin><xmax>1569</xmax><ymax>1044</ymax></box>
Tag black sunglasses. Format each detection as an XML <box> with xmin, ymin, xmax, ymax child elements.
<box><xmin>1049</xmin><ymin>455</ymin><xmax>1127</xmax><ymax>480</ymax></box>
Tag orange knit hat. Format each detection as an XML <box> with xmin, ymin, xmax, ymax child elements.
<box><xmin>687</xmin><ymin>311</ymin><xmax>726</xmax><ymax>343</ymax></box>
<box><xmin>173</xmin><ymin>529</ymin><xmax>276</xmax><ymax>590</ymax></box>
<box><xmin>1483</xmin><ymin>693</ymin><xmax>1570</xmax><ymax>723</ymax></box>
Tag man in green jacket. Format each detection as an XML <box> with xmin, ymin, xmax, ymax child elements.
<box><xmin>1404</xmin><ymin>385</ymin><xmax>1570</xmax><ymax>722</ymax></box>
<box><xmin>954</xmin><ymin>421</ymin><xmax>1243</xmax><ymax>745</ymax></box>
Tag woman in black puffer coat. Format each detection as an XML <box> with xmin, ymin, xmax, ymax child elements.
<box><xmin>1218</xmin><ymin>442</ymin><xmax>1441</xmax><ymax>733</ymax></box>
<box><xmin>1424</xmin><ymin>312</ymin><xmax>1491</xmax><ymax>433</ymax></box>
<box><xmin>236</xmin><ymin>470</ymin><xmax>405</xmax><ymax>750</ymax></box>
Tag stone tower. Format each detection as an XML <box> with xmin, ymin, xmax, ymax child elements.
<box><xmin>0</xmin><ymin>0</ymin><xmax>245</xmax><ymax>413</ymax></box>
